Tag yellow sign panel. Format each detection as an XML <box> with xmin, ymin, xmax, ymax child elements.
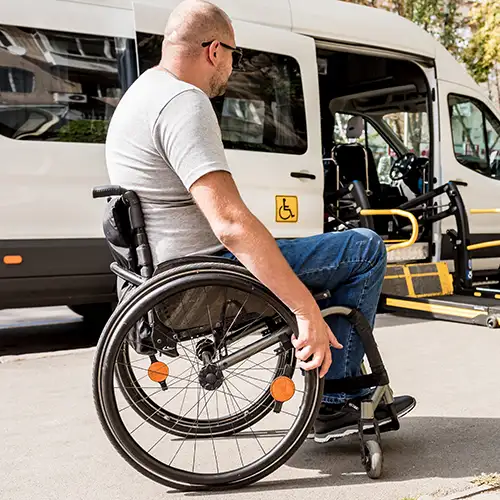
<box><xmin>276</xmin><ymin>195</ymin><xmax>298</xmax><ymax>223</ymax></box>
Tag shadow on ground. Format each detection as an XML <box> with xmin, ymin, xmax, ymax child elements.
<box><xmin>0</xmin><ymin>312</ymin><xmax>425</xmax><ymax>358</ymax></box>
<box><xmin>0</xmin><ymin>318</ymin><xmax>103</xmax><ymax>356</ymax></box>
<box><xmin>375</xmin><ymin>313</ymin><xmax>431</xmax><ymax>329</ymax></box>
<box><xmin>182</xmin><ymin>416</ymin><xmax>500</xmax><ymax>496</ymax></box>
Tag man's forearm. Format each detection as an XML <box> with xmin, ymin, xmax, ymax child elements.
<box><xmin>217</xmin><ymin>214</ymin><xmax>318</xmax><ymax>316</ymax></box>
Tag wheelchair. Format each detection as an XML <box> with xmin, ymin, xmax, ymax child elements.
<box><xmin>91</xmin><ymin>184</ymin><xmax>403</xmax><ymax>491</ymax></box>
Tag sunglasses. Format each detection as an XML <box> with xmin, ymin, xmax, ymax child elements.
<box><xmin>201</xmin><ymin>40</ymin><xmax>243</xmax><ymax>69</ymax></box>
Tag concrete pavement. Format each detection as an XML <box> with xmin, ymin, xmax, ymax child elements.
<box><xmin>1</xmin><ymin>308</ymin><xmax>499</xmax><ymax>500</ymax></box>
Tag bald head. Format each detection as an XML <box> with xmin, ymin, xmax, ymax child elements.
<box><xmin>160</xmin><ymin>0</ymin><xmax>236</xmax><ymax>98</ymax></box>
<box><xmin>163</xmin><ymin>0</ymin><xmax>234</xmax><ymax>57</ymax></box>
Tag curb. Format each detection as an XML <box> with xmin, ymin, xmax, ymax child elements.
<box><xmin>419</xmin><ymin>485</ymin><xmax>500</xmax><ymax>500</ymax></box>
<box><xmin>0</xmin><ymin>346</ymin><xmax>96</xmax><ymax>364</ymax></box>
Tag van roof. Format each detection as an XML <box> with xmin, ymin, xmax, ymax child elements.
<box><xmin>289</xmin><ymin>0</ymin><xmax>437</xmax><ymax>60</ymax></box>
<box><xmin>58</xmin><ymin>0</ymin><xmax>479</xmax><ymax>90</ymax></box>
<box><xmin>111</xmin><ymin>0</ymin><xmax>438</xmax><ymax>59</ymax></box>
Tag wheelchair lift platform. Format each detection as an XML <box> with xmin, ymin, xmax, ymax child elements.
<box><xmin>381</xmin><ymin>261</ymin><xmax>500</xmax><ymax>328</ymax></box>
<box><xmin>348</xmin><ymin>182</ymin><xmax>500</xmax><ymax>329</ymax></box>
<box><xmin>374</xmin><ymin>182</ymin><xmax>500</xmax><ymax>329</ymax></box>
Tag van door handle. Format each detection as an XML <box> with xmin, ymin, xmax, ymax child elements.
<box><xmin>291</xmin><ymin>172</ymin><xmax>316</xmax><ymax>180</ymax></box>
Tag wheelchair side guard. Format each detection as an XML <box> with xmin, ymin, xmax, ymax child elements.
<box><xmin>321</xmin><ymin>305</ymin><xmax>400</xmax><ymax>446</ymax></box>
<box><xmin>321</xmin><ymin>307</ymin><xmax>389</xmax><ymax>394</ymax></box>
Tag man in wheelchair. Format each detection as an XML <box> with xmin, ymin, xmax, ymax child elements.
<box><xmin>104</xmin><ymin>0</ymin><xmax>415</xmax><ymax>446</ymax></box>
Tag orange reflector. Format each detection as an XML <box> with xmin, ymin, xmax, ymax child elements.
<box><xmin>270</xmin><ymin>376</ymin><xmax>295</xmax><ymax>403</ymax></box>
<box><xmin>3</xmin><ymin>255</ymin><xmax>22</xmax><ymax>265</ymax></box>
<box><xmin>148</xmin><ymin>362</ymin><xmax>169</xmax><ymax>383</ymax></box>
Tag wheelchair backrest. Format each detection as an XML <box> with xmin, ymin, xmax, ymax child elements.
<box><xmin>94</xmin><ymin>185</ymin><xmax>153</xmax><ymax>278</ymax></box>
<box><xmin>102</xmin><ymin>195</ymin><xmax>138</xmax><ymax>272</ymax></box>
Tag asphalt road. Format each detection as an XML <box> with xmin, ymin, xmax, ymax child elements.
<box><xmin>1</xmin><ymin>307</ymin><xmax>499</xmax><ymax>500</ymax></box>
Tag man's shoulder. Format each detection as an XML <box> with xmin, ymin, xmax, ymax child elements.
<box><xmin>138</xmin><ymin>68</ymin><xmax>205</xmax><ymax>99</ymax></box>
<box><xmin>130</xmin><ymin>68</ymin><xmax>210</xmax><ymax>118</ymax></box>
<box><xmin>154</xmin><ymin>85</ymin><xmax>216</xmax><ymax>131</ymax></box>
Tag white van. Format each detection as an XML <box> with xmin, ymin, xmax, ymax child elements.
<box><xmin>1</xmin><ymin>0</ymin><xmax>499</xmax><ymax>320</ymax></box>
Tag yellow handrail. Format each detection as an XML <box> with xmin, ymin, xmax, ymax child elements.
<box><xmin>468</xmin><ymin>209</ymin><xmax>500</xmax><ymax>250</ymax></box>
<box><xmin>467</xmin><ymin>241</ymin><xmax>500</xmax><ymax>251</ymax></box>
<box><xmin>470</xmin><ymin>208</ymin><xmax>500</xmax><ymax>214</ymax></box>
<box><xmin>359</xmin><ymin>209</ymin><xmax>419</xmax><ymax>252</ymax></box>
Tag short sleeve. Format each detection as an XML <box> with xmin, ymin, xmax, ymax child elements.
<box><xmin>152</xmin><ymin>88</ymin><xmax>231</xmax><ymax>190</ymax></box>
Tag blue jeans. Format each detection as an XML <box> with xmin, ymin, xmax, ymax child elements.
<box><xmin>221</xmin><ymin>228</ymin><xmax>387</xmax><ymax>405</ymax></box>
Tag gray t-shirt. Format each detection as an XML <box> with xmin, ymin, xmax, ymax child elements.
<box><xmin>105</xmin><ymin>67</ymin><xmax>230</xmax><ymax>266</ymax></box>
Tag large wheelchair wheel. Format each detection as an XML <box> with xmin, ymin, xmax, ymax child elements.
<box><xmin>93</xmin><ymin>260</ymin><xmax>323</xmax><ymax>491</ymax></box>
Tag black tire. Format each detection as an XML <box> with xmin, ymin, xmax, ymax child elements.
<box><xmin>92</xmin><ymin>260</ymin><xmax>323</xmax><ymax>491</ymax></box>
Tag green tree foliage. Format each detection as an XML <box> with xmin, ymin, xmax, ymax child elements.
<box><xmin>462</xmin><ymin>0</ymin><xmax>500</xmax><ymax>84</ymax></box>
<box><xmin>348</xmin><ymin>0</ymin><xmax>465</xmax><ymax>55</ymax></box>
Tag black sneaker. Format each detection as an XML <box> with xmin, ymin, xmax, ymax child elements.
<box><xmin>313</xmin><ymin>395</ymin><xmax>416</xmax><ymax>444</ymax></box>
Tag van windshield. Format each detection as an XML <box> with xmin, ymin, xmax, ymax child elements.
<box><xmin>382</xmin><ymin>111</ymin><xmax>430</xmax><ymax>158</ymax></box>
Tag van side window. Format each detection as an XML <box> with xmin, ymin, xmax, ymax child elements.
<box><xmin>0</xmin><ymin>24</ymin><xmax>136</xmax><ymax>142</ymax></box>
<box><xmin>136</xmin><ymin>33</ymin><xmax>307</xmax><ymax>155</ymax></box>
<box><xmin>213</xmin><ymin>49</ymin><xmax>307</xmax><ymax>154</ymax></box>
<box><xmin>448</xmin><ymin>94</ymin><xmax>500</xmax><ymax>180</ymax></box>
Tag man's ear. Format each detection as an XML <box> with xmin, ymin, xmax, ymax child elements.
<box><xmin>207</xmin><ymin>40</ymin><xmax>220</xmax><ymax>65</ymax></box>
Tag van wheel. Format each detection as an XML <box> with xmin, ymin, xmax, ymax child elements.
<box><xmin>69</xmin><ymin>303</ymin><xmax>114</xmax><ymax>324</ymax></box>
<box><xmin>486</xmin><ymin>315</ymin><xmax>499</xmax><ymax>329</ymax></box>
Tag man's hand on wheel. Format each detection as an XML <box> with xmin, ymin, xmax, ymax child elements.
<box><xmin>291</xmin><ymin>308</ymin><xmax>343</xmax><ymax>378</ymax></box>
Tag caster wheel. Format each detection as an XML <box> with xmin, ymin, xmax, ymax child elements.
<box><xmin>486</xmin><ymin>315</ymin><xmax>499</xmax><ymax>329</ymax></box>
<box><xmin>364</xmin><ymin>440</ymin><xmax>383</xmax><ymax>479</ymax></box>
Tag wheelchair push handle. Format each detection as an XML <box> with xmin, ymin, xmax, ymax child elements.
<box><xmin>92</xmin><ymin>185</ymin><xmax>127</xmax><ymax>198</ymax></box>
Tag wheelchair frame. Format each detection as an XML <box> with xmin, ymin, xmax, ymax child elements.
<box><xmin>91</xmin><ymin>183</ymin><xmax>405</xmax><ymax>490</ymax></box>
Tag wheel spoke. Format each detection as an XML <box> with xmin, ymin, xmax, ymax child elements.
<box><xmin>225</xmin><ymin>369</ymin><xmax>304</xmax><ymax>396</ymax></box>
<box><xmin>220</xmin><ymin>381</ymin><xmax>244</xmax><ymax>467</ymax></box>
<box><xmin>129</xmin><ymin>371</ymin><xmax>200</xmax><ymax>435</ymax></box>
<box><xmin>225</xmin><ymin>305</ymin><xmax>272</xmax><ymax>348</ymax></box>
<box><xmin>219</xmin><ymin>292</ymin><xmax>250</xmax><ymax>346</ymax></box>
<box><xmin>225</xmin><ymin>373</ymin><xmax>299</xmax><ymax>419</ymax></box>
<box><xmin>166</xmin><ymin>387</ymin><xmax>219</xmax><ymax>467</ymax></box>
<box><xmin>192</xmin><ymin>385</ymin><xmax>200</xmax><ymax>472</ymax></box>
<box><xmin>223</xmin><ymin>380</ymin><xmax>266</xmax><ymax>455</ymax></box>
<box><xmin>202</xmin><ymin>386</ymin><xmax>219</xmax><ymax>473</ymax></box>
<box><xmin>117</xmin><ymin>361</ymin><xmax>192</xmax><ymax>384</ymax></box>
<box><xmin>117</xmin><ymin>363</ymin><xmax>193</xmax><ymax>413</ymax></box>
